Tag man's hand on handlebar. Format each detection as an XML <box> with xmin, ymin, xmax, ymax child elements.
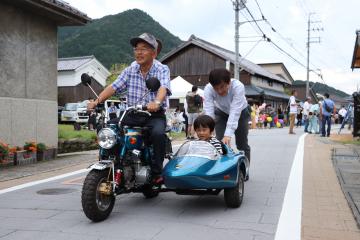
<box><xmin>87</xmin><ymin>100</ymin><xmax>98</xmax><ymax>110</ymax></box>
<box><xmin>146</xmin><ymin>101</ymin><xmax>160</xmax><ymax>112</ymax></box>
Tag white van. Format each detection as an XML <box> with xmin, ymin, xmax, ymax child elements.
<box><xmin>60</xmin><ymin>100</ymin><xmax>89</xmax><ymax>123</ymax></box>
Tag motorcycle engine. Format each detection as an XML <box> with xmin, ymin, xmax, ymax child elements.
<box><xmin>123</xmin><ymin>149</ymin><xmax>151</xmax><ymax>188</ymax></box>
<box><xmin>129</xmin><ymin>149</ymin><xmax>151</xmax><ymax>185</ymax></box>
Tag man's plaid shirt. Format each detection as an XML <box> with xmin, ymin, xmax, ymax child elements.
<box><xmin>112</xmin><ymin>60</ymin><xmax>171</xmax><ymax>107</ymax></box>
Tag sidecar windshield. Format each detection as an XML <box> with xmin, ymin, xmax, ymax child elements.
<box><xmin>175</xmin><ymin>141</ymin><xmax>221</xmax><ymax>160</ymax></box>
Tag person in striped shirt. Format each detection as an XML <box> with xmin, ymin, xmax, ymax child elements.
<box><xmin>193</xmin><ymin>115</ymin><xmax>224</xmax><ymax>155</ymax></box>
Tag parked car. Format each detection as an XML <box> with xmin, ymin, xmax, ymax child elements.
<box><xmin>76</xmin><ymin>100</ymin><xmax>89</xmax><ymax>124</ymax></box>
<box><xmin>61</xmin><ymin>101</ymin><xmax>89</xmax><ymax>123</ymax></box>
<box><xmin>58</xmin><ymin>106</ymin><xmax>64</xmax><ymax>123</ymax></box>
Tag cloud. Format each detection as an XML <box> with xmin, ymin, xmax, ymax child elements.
<box><xmin>62</xmin><ymin>0</ymin><xmax>360</xmax><ymax>95</ymax></box>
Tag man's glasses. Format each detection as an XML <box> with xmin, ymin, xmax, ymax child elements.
<box><xmin>133</xmin><ymin>47</ymin><xmax>152</xmax><ymax>53</ymax></box>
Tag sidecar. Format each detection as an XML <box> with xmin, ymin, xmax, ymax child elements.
<box><xmin>163</xmin><ymin>140</ymin><xmax>249</xmax><ymax>208</ymax></box>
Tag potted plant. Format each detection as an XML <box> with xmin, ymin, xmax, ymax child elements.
<box><xmin>36</xmin><ymin>143</ymin><xmax>56</xmax><ymax>161</ymax></box>
<box><xmin>0</xmin><ymin>141</ymin><xmax>9</xmax><ymax>165</ymax></box>
<box><xmin>13</xmin><ymin>142</ymin><xmax>37</xmax><ymax>165</ymax></box>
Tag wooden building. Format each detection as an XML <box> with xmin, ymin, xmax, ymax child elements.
<box><xmin>57</xmin><ymin>56</ymin><xmax>110</xmax><ymax>106</ymax></box>
<box><xmin>160</xmin><ymin>35</ymin><xmax>291</xmax><ymax>109</ymax></box>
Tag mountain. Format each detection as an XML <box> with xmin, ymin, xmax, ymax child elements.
<box><xmin>58</xmin><ymin>9</ymin><xmax>182</xmax><ymax>68</ymax></box>
<box><xmin>293</xmin><ymin>80</ymin><xmax>350</xmax><ymax>98</ymax></box>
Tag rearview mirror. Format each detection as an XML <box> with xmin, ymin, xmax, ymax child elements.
<box><xmin>81</xmin><ymin>73</ymin><xmax>92</xmax><ymax>86</ymax></box>
<box><xmin>146</xmin><ymin>77</ymin><xmax>161</xmax><ymax>92</ymax></box>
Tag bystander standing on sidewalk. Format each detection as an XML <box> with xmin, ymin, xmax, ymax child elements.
<box><xmin>303</xmin><ymin>97</ymin><xmax>311</xmax><ymax>132</ymax></box>
<box><xmin>185</xmin><ymin>86</ymin><xmax>202</xmax><ymax>139</ymax></box>
<box><xmin>288</xmin><ymin>90</ymin><xmax>298</xmax><ymax>134</ymax></box>
<box><xmin>338</xmin><ymin>105</ymin><xmax>347</xmax><ymax>125</ymax></box>
<box><xmin>320</xmin><ymin>92</ymin><xmax>336</xmax><ymax>137</ymax></box>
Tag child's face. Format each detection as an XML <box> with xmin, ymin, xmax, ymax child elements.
<box><xmin>195</xmin><ymin>126</ymin><xmax>212</xmax><ymax>140</ymax></box>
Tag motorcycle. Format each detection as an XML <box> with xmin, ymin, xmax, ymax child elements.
<box><xmin>80</xmin><ymin>73</ymin><xmax>172</xmax><ymax>222</ymax></box>
<box><xmin>80</xmin><ymin>73</ymin><xmax>249</xmax><ymax>222</ymax></box>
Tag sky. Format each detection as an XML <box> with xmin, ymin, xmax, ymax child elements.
<box><xmin>64</xmin><ymin>0</ymin><xmax>360</xmax><ymax>95</ymax></box>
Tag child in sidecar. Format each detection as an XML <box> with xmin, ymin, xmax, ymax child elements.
<box><xmin>193</xmin><ymin>114</ymin><xmax>224</xmax><ymax>155</ymax></box>
<box><xmin>163</xmin><ymin>115</ymin><xmax>248</xmax><ymax>208</ymax></box>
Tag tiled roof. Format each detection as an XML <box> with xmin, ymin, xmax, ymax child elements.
<box><xmin>4</xmin><ymin>0</ymin><xmax>91</xmax><ymax>26</ymax></box>
<box><xmin>260</xmin><ymin>87</ymin><xmax>290</xmax><ymax>100</ymax></box>
<box><xmin>58</xmin><ymin>56</ymin><xmax>94</xmax><ymax>71</ymax></box>
<box><xmin>245</xmin><ymin>84</ymin><xmax>264</xmax><ymax>96</ymax></box>
<box><xmin>160</xmin><ymin>35</ymin><xmax>288</xmax><ymax>84</ymax></box>
<box><xmin>244</xmin><ymin>85</ymin><xmax>290</xmax><ymax>100</ymax></box>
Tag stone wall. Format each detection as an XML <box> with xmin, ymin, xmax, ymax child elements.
<box><xmin>0</xmin><ymin>3</ymin><xmax>58</xmax><ymax>147</ymax></box>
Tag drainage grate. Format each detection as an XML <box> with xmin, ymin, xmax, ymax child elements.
<box><xmin>333</xmin><ymin>148</ymin><xmax>359</xmax><ymax>157</ymax></box>
<box><xmin>37</xmin><ymin>188</ymin><xmax>77</xmax><ymax>195</ymax></box>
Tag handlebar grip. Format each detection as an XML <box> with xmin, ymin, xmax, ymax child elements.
<box><xmin>140</xmin><ymin>105</ymin><xmax>163</xmax><ymax>112</ymax></box>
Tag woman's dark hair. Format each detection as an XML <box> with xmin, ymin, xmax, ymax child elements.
<box><xmin>193</xmin><ymin>115</ymin><xmax>215</xmax><ymax>132</ymax></box>
<box><xmin>192</xmin><ymin>85</ymin><xmax>198</xmax><ymax>92</ymax></box>
<box><xmin>209</xmin><ymin>68</ymin><xmax>231</xmax><ymax>86</ymax></box>
<box><xmin>291</xmin><ymin>89</ymin><xmax>297</xmax><ymax>95</ymax></box>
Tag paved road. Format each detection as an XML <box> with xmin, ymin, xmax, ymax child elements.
<box><xmin>0</xmin><ymin>128</ymin><xmax>302</xmax><ymax>240</ymax></box>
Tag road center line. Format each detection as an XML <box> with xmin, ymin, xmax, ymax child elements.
<box><xmin>0</xmin><ymin>168</ymin><xmax>89</xmax><ymax>195</ymax></box>
<box><xmin>274</xmin><ymin>133</ymin><xmax>306</xmax><ymax>240</ymax></box>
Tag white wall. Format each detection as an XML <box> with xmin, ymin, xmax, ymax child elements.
<box><xmin>57</xmin><ymin>59</ymin><xmax>110</xmax><ymax>87</ymax></box>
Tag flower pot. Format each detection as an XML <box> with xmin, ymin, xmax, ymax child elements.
<box><xmin>13</xmin><ymin>150</ymin><xmax>37</xmax><ymax>165</ymax></box>
<box><xmin>37</xmin><ymin>148</ymin><xmax>57</xmax><ymax>161</ymax></box>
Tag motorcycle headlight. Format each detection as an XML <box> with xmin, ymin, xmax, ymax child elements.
<box><xmin>97</xmin><ymin>128</ymin><xmax>117</xmax><ymax>149</ymax></box>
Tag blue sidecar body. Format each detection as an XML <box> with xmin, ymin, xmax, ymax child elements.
<box><xmin>163</xmin><ymin>141</ymin><xmax>249</xmax><ymax>190</ymax></box>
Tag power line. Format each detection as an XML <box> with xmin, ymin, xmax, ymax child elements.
<box><xmin>243</xmin><ymin>4</ymin><xmax>307</xmax><ymax>68</ymax></box>
<box><xmin>252</xmin><ymin>0</ymin><xmax>310</xmax><ymax>64</ymax></box>
<box><xmin>242</xmin><ymin>1</ymin><xmax>325</xmax><ymax>81</ymax></box>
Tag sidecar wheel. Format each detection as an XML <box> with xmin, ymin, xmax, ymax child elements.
<box><xmin>224</xmin><ymin>170</ymin><xmax>244</xmax><ymax>208</ymax></box>
<box><xmin>142</xmin><ymin>184</ymin><xmax>159</xmax><ymax>199</ymax></box>
<box><xmin>82</xmin><ymin>170</ymin><xmax>115</xmax><ymax>222</ymax></box>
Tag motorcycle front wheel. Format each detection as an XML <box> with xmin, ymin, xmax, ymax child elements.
<box><xmin>81</xmin><ymin>170</ymin><xmax>115</xmax><ymax>222</ymax></box>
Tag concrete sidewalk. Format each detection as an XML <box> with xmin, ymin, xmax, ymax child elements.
<box><xmin>0</xmin><ymin>150</ymin><xmax>98</xmax><ymax>190</ymax></box>
<box><xmin>0</xmin><ymin>140</ymin><xmax>185</xmax><ymax>190</ymax></box>
<box><xmin>302</xmin><ymin>131</ymin><xmax>360</xmax><ymax>240</ymax></box>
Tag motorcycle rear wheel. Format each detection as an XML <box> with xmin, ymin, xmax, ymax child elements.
<box><xmin>82</xmin><ymin>170</ymin><xmax>115</xmax><ymax>222</ymax></box>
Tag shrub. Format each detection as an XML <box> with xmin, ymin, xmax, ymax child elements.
<box><xmin>0</xmin><ymin>141</ymin><xmax>9</xmax><ymax>159</ymax></box>
<box><xmin>36</xmin><ymin>143</ymin><xmax>47</xmax><ymax>152</ymax></box>
<box><xmin>24</xmin><ymin>141</ymin><xmax>37</xmax><ymax>152</ymax></box>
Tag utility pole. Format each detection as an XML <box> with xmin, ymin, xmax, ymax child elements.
<box><xmin>306</xmin><ymin>13</ymin><xmax>323</xmax><ymax>98</ymax></box>
<box><xmin>232</xmin><ymin>0</ymin><xmax>246</xmax><ymax>80</ymax></box>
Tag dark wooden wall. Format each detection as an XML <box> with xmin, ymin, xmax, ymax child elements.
<box><xmin>163</xmin><ymin>45</ymin><xmax>254</xmax><ymax>87</ymax></box>
<box><xmin>163</xmin><ymin>45</ymin><xmax>227</xmax><ymax>87</ymax></box>
<box><xmin>58</xmin><ymin>80</ymin><xmax>104</xmax><ymax>106</ymax></box>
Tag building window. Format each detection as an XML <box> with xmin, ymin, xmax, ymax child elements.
<box><xmin>268</xmin><ymin>80</ymin><xmax>273</xmax><ymax>87</ymax></box>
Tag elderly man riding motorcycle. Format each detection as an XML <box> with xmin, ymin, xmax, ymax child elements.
<box><xmin>87</xmin><ymin>33</ymin><xmax>171</xmax><ymax>184</ymax></box>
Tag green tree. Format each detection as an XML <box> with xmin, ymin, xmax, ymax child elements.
<box><xmin>106</xmin><ymin>63</ymin><xmax>128</xmax><ymax>86</ymax></box>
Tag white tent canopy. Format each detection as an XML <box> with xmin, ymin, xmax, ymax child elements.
<box><xmin>169</xmin><ymin>76</ymin><xmax>204</xmax><ymax>99</ymax></box>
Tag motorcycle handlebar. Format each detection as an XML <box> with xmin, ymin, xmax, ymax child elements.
<box><xmin>135</xmin><ymin>105</ymin><xmax>163</xmax><ymax>112</ymax></box>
